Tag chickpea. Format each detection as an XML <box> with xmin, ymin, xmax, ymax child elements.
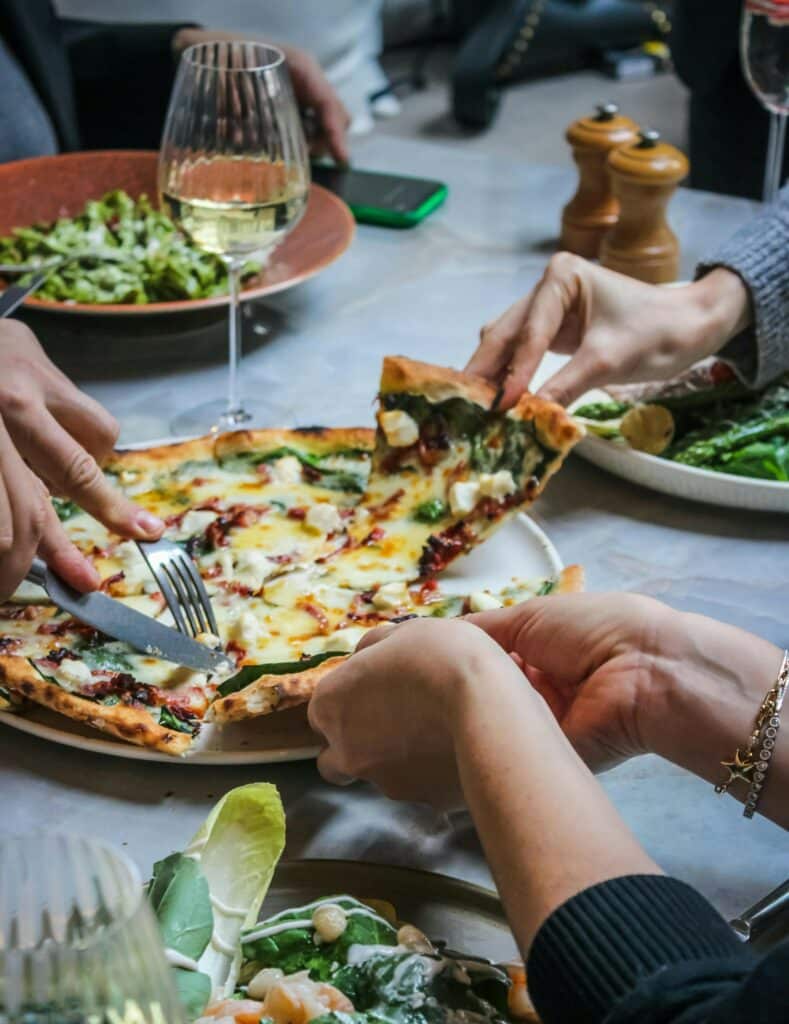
<box><xmin>396</xmin><ymin>924</ymin><xmax>434</xmax><ymax>954</ymax></box>
<box><xmin>247</xmin><ymin>967</ymin><xmax>285</xmax><ymax>1000</ymax></box>
<box><xmin>312</xmin><ymin>903</ymin><xmax>347</xmax><ymax>943</ymax></box>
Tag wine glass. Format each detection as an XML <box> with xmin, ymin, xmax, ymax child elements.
<box><xmin>0</xmin><ymin>834</ymin><xmax>184</xmax><ymax>1024</ymax></box>
<box><xmin>159</xmin><ymin>42</ymin><xmax>310</xmax><ymax>435</ymax></box>
<box><xmin>741</xmin><ymin>0</ymin><xmax>789</xmax><ymax>203</ymax></box>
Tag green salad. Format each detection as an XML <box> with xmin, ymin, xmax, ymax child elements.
<box><xmin>575</xmin><ymin>371</ymin><xmax>789</xmax><ymax>483</ymax></box>
<box><xmin>0</xmin><ymin>190</ymin><xmax>258</xmax><ymax>304</ymax></box>
<box><xmin>146</xmin><ymin>784</ymin><xmax>532</xmax><ymax>1024</ymax></box>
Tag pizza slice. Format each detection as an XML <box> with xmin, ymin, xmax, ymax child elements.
<box><xmin>326</xmin><ymin>357</ymin><xmax>583</xmax><ymax>589</ymax></box>
<box><xmin>209</xmin><ymin>564</ymin><xmax>584</xmax><ymax>723</ymax></box>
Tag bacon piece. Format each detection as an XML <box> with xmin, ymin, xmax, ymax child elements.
<box><xmin>101</xmin><ymin>572</ymin><xmax>125</xmax><ymax>594</ymax></box>
<box><xmin>268</xmin><ymin>551</ymin><xmax>297</xmax><ymax>565</ymax></box>
<box><xmin>365</xmin><ymin>489</ymin><xmax>404</xmax><ymax>520</ymax></box>
<box><xmin>287</xmin><ymin>506</ymin><xmax>307</xmax><ymax>520</ymax></box>
<box><xmin>361</xmin><ymin>527</ymin><xmax>385</xmax><ymax>545</ymax></box>
<box><xmin>300</xmin><ymin>601</ymin><xmax>330</xmax><ymax>633</ymax></box>
<box><xmin>419</xmin><ymin>522</ymin><xmax>476</xmax><ymax>577</ymax></box>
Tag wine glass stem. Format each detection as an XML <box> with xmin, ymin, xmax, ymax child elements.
<box><xmin>764</xmin><ymin>111</ymin><xmax>787</xmax><ymax>203</ymax></box>
<box><xmin>226</xmin><ymin>258</ymin><xmax>244</xmax><ymax>419</ymax></box>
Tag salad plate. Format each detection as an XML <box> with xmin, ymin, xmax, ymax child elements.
<box><xmin>533</xmin><ymin>354</ymin><xmax>789</xmax><ymax>514</ymax></box>
<box><xmin>0</xmin><ymin>151</ymin><xmax>355</xmax><ymax>317</ymax></box>
<box><xmin>0</xmin><ymin>512</ymin><xmax>564</xmax><ymax>764</ymax></box>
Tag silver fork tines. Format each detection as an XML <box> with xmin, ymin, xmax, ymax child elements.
<box><xmin>136</xmin><ymin>539</ymin><xmax>218</xmax><ymax>638</ymax></box>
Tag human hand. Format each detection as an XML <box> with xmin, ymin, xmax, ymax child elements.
<box><xmin>468</xmin><ymin>592</ymin><xmax>784</xmax><ymax>781</ymax></box>
<box><xmin>308</xmin><ymin>617</ymin><xmax>529</xmax><ymax>808</ymax></box>
<box><xmin>467</xmin><ymin>254</ymin><xmax>751</xmax><ymax>408</ymax></box>
<box><xmin>0</xmin><ymin>321</ymin><xmax>163</xmax><ymax>599</ymax></box>
<box><xmin>173</xmin><ymin>29</ymin><xmax>350</xmax><ymax>164</ymax></box>
<box><xmin>278</xmin><ymin>44</ymin><xmax>351</xmax><ymax>165</ymax></box>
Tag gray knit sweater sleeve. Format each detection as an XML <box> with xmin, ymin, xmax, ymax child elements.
<box><xmin>696</xmin><ymin>184</ymin><xmax>789</xmax><ymax>388</ymax></box>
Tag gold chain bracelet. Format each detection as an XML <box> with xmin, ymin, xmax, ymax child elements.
<box><xmin>715</xmin><ymin>650</ymin><xmax>788</xmax><ymax>818</ymax></box>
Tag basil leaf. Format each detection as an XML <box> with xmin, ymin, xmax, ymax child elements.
<box><xmin>413</xmin><ymin>499</ymin><xmax>448</xmax><ymax>523</ymax></box>
<box><xmin>147</xmin><ymin>852</ymin><xmax>213</xmax><ymax>960</ymax></box>
<box><xmin>52</xmin><ymin>498</ymin><xmax>82</xmax><ymax>521</ymax></box>
<box><xmin>78</xmin><ymin>643</ymin><xmax>133</xmax><ymax>673</ymax></box>
<box><xmin>218</xmin><ymin>651</ymin><xmax>346</xmax><ymax>697</ymax></box>
<box><xmin>537</xmin><ymin>578</ymin><xmax>555</xmax><ymax>596</ymax></box>
<box><xmin>159</xmin><ymin>706</ymin><xmax>197</xmax><ymax>734</ymax></box>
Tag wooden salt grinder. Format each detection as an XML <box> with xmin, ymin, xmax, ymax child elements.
<box><xmin>600</xmin><ymin>129</ymin><xmax>690</xmax><ymax>284</ymax></box>
<box><xmin>560</xmin><ymin>102</ymin><xmax>639</xmax><ymax>259</ymax></box>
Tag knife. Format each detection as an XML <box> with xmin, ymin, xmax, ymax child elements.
<box><xmin>730</xmin><ymin>878</ymin><xmax>789</xmax><ymax>942</ymax></box>
<box><xmin>27</xmin><ymin>558</ymin><xmax>232</xmax><ymax>675</ymax></box>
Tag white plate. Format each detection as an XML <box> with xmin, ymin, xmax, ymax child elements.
<box><xmin>534</xmin><ymin>355</ymin><xmax>789</xmax><ymax>514</ymax></box>
<box><xmin>0</xmin><ymin>513</ymin><xmax>563</xmax><ymax>764</ymax></box>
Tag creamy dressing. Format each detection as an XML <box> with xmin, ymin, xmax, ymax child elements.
<box><xmin>211</xmin><ymin>894</ymin><xmax>248</xmax><ymax>919</ymax></box>
<box><xmin>165</xmin><ymin>948</ymin><xmax>201</xmax><ymax>972</ymax></box>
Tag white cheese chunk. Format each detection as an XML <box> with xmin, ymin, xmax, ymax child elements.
<box><xmin>469</xmin><ymin>591</ymin><xmax>504</xmax><ymax>612</ymax></box>
<box><xmin>479</xmin><ymin>470</ymin><xmax>517</xmax><ymax>500</ymax></box>
<box><xmin>53</xmin><ymin>658</ymin><xmax>94</xmax><ymax>691</ymax></box>
<box><xmin>304</xmin><ymin>503</ymin><xmax>343</xmax><ymax>535</ymax></box>
<box><xmin>174</xmin><ymin>509</ymin><xmax>217</xmax><ymax>539</ymax></box>
<box><xmin>448</xmin><ymin>480</ymin><xmax>480</xmax><ymax>516</ymax></box>
<box><xmin>372</xmin><ymin>581</ymin><xmax>410</xmax><ymax>611</ymax></box>
<box><xmin>115</xmin><ymin>541</ymin><xmax>153</xmax><ymax>591</ymax></box>
<box><xmin>379</xmin><ymin>410</ymin><xmax>419</xmax><ymax>447</ymax></box>
<box><xmin>302</xmin><ymin>626</ymin><xmax>367</xmax><ymax>657</ymax></box>
<box><xmin>234</xmin><ymin>549</ymin><xmax>270</xmax><ymax>592</ymax></box>
<box><xmin>264</xmin><ymin>568</ymin><xmax>320</xmax><ymax>606</ymax></box>
<box><xmin>236</xmin><ymin>610</ymin><xmax>268</xmax><ymax>650</ymax></box>
<box><xmin>195</xmin><ymin>632</ymin><xmax>223</xmax><ymax>649</ymax></box>
<box><xmin>268</xmin><ymin>455</ymin><xmax>303</xmax><ymax>484</ymax></box>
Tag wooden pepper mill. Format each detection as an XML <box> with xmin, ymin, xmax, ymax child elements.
<box><xmin>600</xmin><ymin>129</ymin><xmax>690</xmax><ymax>284</ymax></box>
<box><xmin>560</xmin><ymin>102</ymin><xmax>639</xmax><ymax>259</ymax></box>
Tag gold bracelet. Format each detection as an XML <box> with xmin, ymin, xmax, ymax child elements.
<box><xmin>715</xmin><ymin>650</ymin><xmax>788</xmax><ymax>818</ymax></box>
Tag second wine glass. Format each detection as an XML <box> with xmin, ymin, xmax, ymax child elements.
<box><xmin>159</xmin><ymin>41</ymin><xmax>309</xmax><ymax>435</ymax></box>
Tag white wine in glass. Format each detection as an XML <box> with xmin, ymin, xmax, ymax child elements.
<box><xmin>741</xmin><ymin>0</ymin><xmax>789</xmax><ymax>203</ymax></box>
<box><xmin>159</xmin><ymin>42</ymin><xmax>310</xmax><ymax>435</ymax></box>
<box><xmin>0</xmin><ymin>834</ymin><xmax>184</xmax><ymax>1024</ymax></box>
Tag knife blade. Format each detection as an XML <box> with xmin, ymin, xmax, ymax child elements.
<box><xmin>27</xmin><ymin>558</ymin><xmax>232</xmax><ymax>675</ymax></box>
<box><xmin>0</xmin><ymin>271</ymin><xmax>48</xmax><ymax>318</ymax></box>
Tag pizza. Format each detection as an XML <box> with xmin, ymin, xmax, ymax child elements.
<box><xmin>0</xmin><ymin>357</ymin><xmax>584</xmax><ymax>755</ymax></box>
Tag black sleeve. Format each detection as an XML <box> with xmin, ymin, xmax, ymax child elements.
<box><xmin>670</xmin><ymin>0</ymin><xmax>742</xmax><ymax>95</ymax></box>
<box><xmin>526</xmin><ymin>874</ymin><xmax>788</xmax><ymax>1024</ymax></box>
<box><xmin>60</xmin><ymin>19</ymin><xmax>196</xmax><ymax>150</ymax></box>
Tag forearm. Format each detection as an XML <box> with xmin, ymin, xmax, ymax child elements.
<box><xmin>643</xmin><ymin>615</ymin><xmax>787</xmax><ymax>828</ymax></box>
<box><xmin>449</xmin><ymin>670</ymin><xmax>660</xmax><ymax>953</ymax></box>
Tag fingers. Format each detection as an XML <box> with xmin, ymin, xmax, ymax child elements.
<box><xmin>536</xmin><ymin>347</ymin><xmax>608</xmax><ymax>407</ymax></box>
<box><xmin>467</xmin><ymin>292</ymin><xmax>532</xmax><ymax>385</ymax></box>
<box><xmin>315</xmin><ymin>748</ymin><xmax>355</xmax><ymax>786</ymax></box>
<box><xmin>37</xmin><ymin>498</ymin><xmax>101</xmax><ymax>592</ymax></box>
<box><xmin>315</xmin><ymin>93</ymin><xmax>351</xmax><ymax>165</ymax></box>
<box><xmin>0</xmin><ymin>423</ymin><xmax>49</xmax><ymax>598</ymax></box>
<box><xmin>11</xmin><ymin>409</ymin><xmax>163</xmax><ymax>539</ymax></box>
<box><xmin>48</xmin><ymin>386</ymin><xmax>121</xmax><ymax>463</ymax></box>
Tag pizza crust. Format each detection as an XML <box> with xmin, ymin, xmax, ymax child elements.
<box><xmin>209</xmin><ymin>656</ymin><xmax>347</xmax><ymax>724</ymax></box>
<box><xmin>553</xmin><ymin>564</ymin><xmax>584</xmax><ymax>594</ymax></box>
<box><xmin>213</xmin><ymin>427</ymin><xmax>375</xmax><ymax>463</ymax></box>
<box><xmin>0</xmin><ymin>656</ymin><xmax>192</xmax><ymax>755</ymax></box>
<box><xmin>380</xmin><ymin>356</ymin><xmax>498</xmax><ymax>408</ymax></box>
<box><xmin>508</xmin><ymin>393</ymin><xmax>585</xmax><ymax>454</ymax></box>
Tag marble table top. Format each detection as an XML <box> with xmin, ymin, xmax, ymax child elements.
<box><xmin>2</xmin><ymin>135</ymin><xmax>786</xmax><ymax>924</ymax></box>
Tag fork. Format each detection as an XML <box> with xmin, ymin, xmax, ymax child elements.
<box><xmin>137</xmin><ymin>539</ymin><xmax>220</xmax><ymax>639</ymax></box>
<box><xmin>0</xmin><ymin>250</ymin><xmax>127</xmax><ymax>317</ymax></box>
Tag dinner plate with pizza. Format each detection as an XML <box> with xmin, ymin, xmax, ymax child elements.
<box><xmin>0</xmin><ymin>357</ymin><xmax>584</xmax><ymax>763</ymax></box>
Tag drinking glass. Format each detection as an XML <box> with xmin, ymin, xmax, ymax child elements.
<box><xmin>741</xmin><ymin>0</ymin><xmax>789</xmax><ymax>203</ymax></box>
<box><xmin>0</xmin><ymin>834</ymin><xmax>184</xmax><ymax>1024</ymax></box>
<box><xmin>159</xmin><ymin>42</ymin><xmax>310</xmax><ymax>435</ymax></box>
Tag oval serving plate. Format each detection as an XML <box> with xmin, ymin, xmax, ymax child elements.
<box><xmin>0</xmin><ymin>151</ymin><xmax>355</xmax><ymax>317</ymax></box>
<box><xmin>265</xmin><ymin>859</ymin><xmax>519</xmax><ymax>965</ymax></box>
<box><xmin>533</xmin><ymin>354</ymin><xmax>789</xmax><ymax>514</ymax></box>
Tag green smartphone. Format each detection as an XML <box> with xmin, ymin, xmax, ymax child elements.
<box><xmin>311</xmin><ymin>164</ymin><xmax>448</xmax><ymax>227</ymax></box>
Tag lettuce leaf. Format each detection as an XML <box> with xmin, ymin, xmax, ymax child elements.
<box><xmin>148</xmin><ymin>782</ymin><xmax>286</xmax><ymax>1018</ymax></box>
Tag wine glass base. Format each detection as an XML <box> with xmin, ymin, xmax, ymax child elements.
<box><xmin>170</xmin><ymin>398</ymin><xmax>278</xmax><ymax>438</ymax></box>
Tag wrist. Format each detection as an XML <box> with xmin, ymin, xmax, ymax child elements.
<box><xmin>686</xmin><ymin>268</ymin><xmax>752</xmax><ymax>359</ymax></box>
<box><xmin>642</xmin><ymin>610</ymin><xmax>783</xmax><ymax>783</ymax></box>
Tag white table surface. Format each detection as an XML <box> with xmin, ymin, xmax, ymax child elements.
<box><xmin>2</xmin><ymin>136</ymin><xmax>786</xmax><ymax>921</ymax></box>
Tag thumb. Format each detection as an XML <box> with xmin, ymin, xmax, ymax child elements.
<box><xmin>536</xmin><ymin>349</ymin><xmax>604</xmax><ymax>408</ymax></box>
